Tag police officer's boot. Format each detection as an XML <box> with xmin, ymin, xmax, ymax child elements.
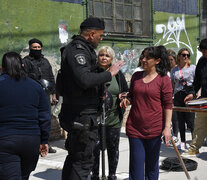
<box><xmin>107</xmin><ymin>175</ymin><xmax>117</xmax><ymax>180</ymax></box>
<box><xmin>91</xmin><ymin>174</ymin><xmax>100</xmax><ymax>180</ymax></box>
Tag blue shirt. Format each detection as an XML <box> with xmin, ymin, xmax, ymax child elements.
<box><xmin>0</xmin><ymin>73</ymin><xmax>50</xmax><ymax>144</ymax></box>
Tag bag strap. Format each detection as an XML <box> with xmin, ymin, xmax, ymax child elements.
<box><xmin>179</xmin><ymin>66</ymin><xmax>186</xmax><ymax>85</ymax></box>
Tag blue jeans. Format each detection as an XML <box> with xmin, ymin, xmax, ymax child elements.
<box><xmin>0</xmin><ymin>135</ymin><xmax>40</xmax><ymax>180</ymax></box>
<box><xmin>129</xmin><ymin>136</ymin><xmax>161</xmax><ymax>180</ymax></box>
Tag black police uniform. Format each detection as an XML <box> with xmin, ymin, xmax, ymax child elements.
<box><xmin>59</xmin><ymin>35</ymin><xmax>112</xmax><ymax>180</ymax></box>
<box><xmin>23</xmin><ymin>55</ymin><xmax>56</xmax><ymax>96</ymax></box>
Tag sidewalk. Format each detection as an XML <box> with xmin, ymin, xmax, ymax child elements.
<box><xmin>30</xmin><ymin>128</ymin><xmax>207</xmax><ymax>180</ymax></box>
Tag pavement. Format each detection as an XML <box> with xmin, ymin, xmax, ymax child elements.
<box><xmin>30</xmin><ymin>128</ymin><xmax>207</xmax><ymax>180</ymax></box>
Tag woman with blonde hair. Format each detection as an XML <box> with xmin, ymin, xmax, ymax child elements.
<box><xmin>91</xmin><ymin>46</ymin><xmax>128</xmax><ymax>180</ymax></box>
<box><xmin>171</xmin><ymin>48</ymin><xmax>196</xmax><ymax>151</ymax></box>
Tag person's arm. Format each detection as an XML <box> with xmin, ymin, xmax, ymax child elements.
<box><xmin>51</xmin><ymin>93</ymin><xmax>58</xmax><ymax>105</ymax></box>
<box><xmin>67</xmin><ymin>51</ymin><xmax>112</xmax><ymax>89</ymax></box>
<box><xmin>193</xmin><ymin>60</ymin><xmax>202</xmax><ymax>95</ymax></box>
<box><xmin>120</xmin><ymin>72</ymin><xmax>137</xmax><ymax>108</ymax></box>
<box><xmin>161</xmin><ymin>76</ymin><xmax>173</xmax><ymax>145</ymax></box>
<box><xmin>66</xmin><ymin>49</ymin><xmax>124</xmax><ymax>89</ymax></box>
<box><xmin>162</xmin><ymin>109</ymin><xmax>172</xmax><ymax>145</ymax></box>
<box><xmin>38</xmin><ymin>87</ymin><xmax>51</xmax><ymax>156</ymax></box>
<box><xmin>184</xmin><ymin>65</ymin><xmax>198</xmax><ymax>103</ymax></box>
<box><xmin>45</xmin><ymin>58</ymin><xmax>56</xmax><ymax>94</ymax></box>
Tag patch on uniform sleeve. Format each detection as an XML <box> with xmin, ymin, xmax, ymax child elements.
<box><xmin>75</xmin><ymin>54</ymin><xmax>86</xmax><ymax>65</ymax></box>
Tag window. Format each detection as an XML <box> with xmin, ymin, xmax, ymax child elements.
<box><xmin>88</xmin><ymin>0</ymin><xmax>151</xmax><ymax>38</ymax></box>
<box><xmin>201</xmin><ymin>0</ymin><xmax>207</xmax><ymax>38</ymax></box>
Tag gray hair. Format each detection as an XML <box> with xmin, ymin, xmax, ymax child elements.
<box><xmin>97</xmin><ymin>46</ymin><xmax>115</xmax><ymax>63</ymax></box>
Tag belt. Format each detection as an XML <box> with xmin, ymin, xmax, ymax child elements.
<box><xmin>63</xmin><ymin>96</ymin><xmax>100</xmax><ymax>105</ymax></box>
<box><xmin>62</xmin><ymin>103</ymin><xmax>99</xmax><ymax>115</ymax></box>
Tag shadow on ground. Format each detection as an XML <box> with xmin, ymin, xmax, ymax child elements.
<box><xmin>33</xmin><ymin>168</ymin><xmax>62</xmax><ymax>180</ymax></box>
<box><xmin>49</xmin><ymin>139</ymin><xmax>66</xmax><ymax>150</ymax></box>
<box><xmin>120</xmin><ymin>132</ymin><xmax>128</xmax><ymax>138</ymax></box>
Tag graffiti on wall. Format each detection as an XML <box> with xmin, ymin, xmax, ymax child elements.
<box><xmin>112</xmin><ymin>47</ymin><xmax>144</xmax><ymax>82</ymax></box>
<box><xmin>155</xmin><ymin>14</ymin><xmax>193</xmax><ymax>54</ymax></box>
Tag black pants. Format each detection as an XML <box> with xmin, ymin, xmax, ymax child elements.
<box><xmin>92</xmin><ymin>127</ymin><xmax>121</xmax><ymax>176</ymax></box>
<box><xmin>174</xmin><ymin>91</ymin><xmax>195</xmax><ymax>142</ymax></box>
<box><xmin>62</xmin><ymin>114</ymin><xmax>98</xmax><ymax>180</ymax></box>
<box><xmin>172</xmin><ymin>109</ymin><xmax>179</xmax><ymax>137</ymax></box>
<box><xmin>0</xmin><ymin>135</ymin><xmax>40</xmax><ymax>180</ymax></box>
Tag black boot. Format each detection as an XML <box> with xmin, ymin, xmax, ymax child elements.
<box><xmin>91</xmin><ymin>175</ymin><xmax>100</xmax><ymax>180</ymax></box>
<box><xmin>108</xmin><ymin>175</ymin><xmax>117</xmax><ymax>180</ymax></box>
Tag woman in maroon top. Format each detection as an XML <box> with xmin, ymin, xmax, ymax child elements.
<box><xmin>121</xmin><ymin>46</ymin><xmax>173</xmax><ymax>180</ymax></box>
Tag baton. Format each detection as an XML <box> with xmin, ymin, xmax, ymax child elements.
<box><xmin>100</xmin><ymin>101</ymin><xmax>107</xmax><ymax>180</ymax></box>
<box><xmin>170</xmin><ymin>137</ymin><xmax>191</xmax><ymax>180</ymax></box>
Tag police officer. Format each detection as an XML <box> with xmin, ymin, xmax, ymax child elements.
<box><xmin>59</xmin><ymin>17</ymin><xmax>125</xmax><ymax>180</ymax></box>
<box><xmin>23</xmin><ymin>38</ymin><xmax>57</xmax><ymax>153</ymax></box>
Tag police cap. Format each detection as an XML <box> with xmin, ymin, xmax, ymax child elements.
<box><xmin>29</xmin><ymin>38</ymin><xmax>43</xmax><ymax>47</ymax></box>
<box><xmin>80</xmin><ymin>17</ymin><xmax>105</xmax><ymax>31</ymax></box>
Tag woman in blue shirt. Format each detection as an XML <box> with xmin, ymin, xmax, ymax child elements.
<box><xmin>0</xmin><ymin>52</ymin><xmax>50</xmax><ymax>180</ymax></box>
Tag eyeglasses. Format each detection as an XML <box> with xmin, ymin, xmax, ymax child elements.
<box><xmin>181</xmin><ymin>54</ymin><xmax>190</xmax><ymax>58</ymax></box>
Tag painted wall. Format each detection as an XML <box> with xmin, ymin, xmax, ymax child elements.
<box><xmin>0</xmin><ymin>0</ymin><xmax>200</xmax><ymax>77</ymax></box>
<box><xmin>153</xmin><ymin>0</ymin><xmax>199</xmax><ymax>64</ymax></box>
<box><xmin>0</xmin><ymin>0</ymin><xmax>83</xmax><ymax>66</ymax></box>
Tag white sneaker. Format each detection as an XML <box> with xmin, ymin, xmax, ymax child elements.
<box><xmin>177</xmin><ymin>142</ymin><xmax>186</xmax><ymax>151</ymax></box>
<box><xmin>169</xmin><ymin>136</ymin><xmax>179</xmax><ymax>146</ymax></box>
<box><xmin>173</xmin><ymin>136</ymin><xmax>179</xmax><ymax>143</ymax></box>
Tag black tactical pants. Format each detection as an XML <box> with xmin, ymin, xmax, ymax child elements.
<box><xmin>62</xmin><ymin>114</ymin><xmax>98</xmax><ymax>180</ymax></box>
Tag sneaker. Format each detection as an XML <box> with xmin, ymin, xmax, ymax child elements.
<box><xmin>48</xmin><ymin>146</ymin><xmax>56</xmax><ymax>153</ymax></box>
<box><xmin>182</xmin><ymin>148</ymin><xmax>199</xmax><ymax>157</ymax></box>
<box><xmin>177</xmin><ymin>142</ymin><xmax>186</xmax><ymax>151</ymax></box>
<box><xmin>173</xmin><ymin>136</ymin><xmax>179</xmax><ymax>143</ymax></box>
<box><xmin>169</xmin><ymin>136</ymin><xmax>179</xmax><ymax>146</ymax></box>
<box><xmin>187</xmin><ymin>148</ymin><xmax>199</xmax><ymax>155</ymax></box>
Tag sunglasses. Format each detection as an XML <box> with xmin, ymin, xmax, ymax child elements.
<box><xmin>181</xmin><ymin>54</ymin><xmax>190</xmax><ymax>58</ymax></box>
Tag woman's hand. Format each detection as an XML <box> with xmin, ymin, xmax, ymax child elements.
<box><xmin>119</xmin><ymin>92</ymin><xmax>128</xmax><ymax>100</ymax></box>
<box><xmin>40</xmin><ymin>144</ymin><xmax>49</xmax><ymax>157</ymax></box>
<box><xmin>162</xmin><ymin>126</ymin><xmax>171</xmax><ymax>146</ymax></box>
<box><xmin>184</xmin><ymin>94</ymin><xmax>194</xmax><ymax>104</ymax></box>
<box><xmin>120</xmin><ymin>98</ymin><xmax>130</xmax><ymax>109</ymax></box>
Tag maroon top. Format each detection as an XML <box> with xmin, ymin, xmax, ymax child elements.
<box><xmin>126</xmin><ymin>71</ymin><xmax>173</xmax><ymax>139</ymax></box>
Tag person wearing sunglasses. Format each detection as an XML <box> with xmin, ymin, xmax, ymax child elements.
<box><xmin>184</xmin><ymin>38</ymin><xmax>207</xmax><ymax>155</ymax></box>
<box><xmin>171</xmin><ymin>48</ymin><xmax>196</xmax><ymax>151</ymax></box>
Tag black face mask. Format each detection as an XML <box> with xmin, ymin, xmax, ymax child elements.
<box><xmin>30</xmin><ymin>49</ymin><xmax>42</xmax><ymax>59</ymax></box>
